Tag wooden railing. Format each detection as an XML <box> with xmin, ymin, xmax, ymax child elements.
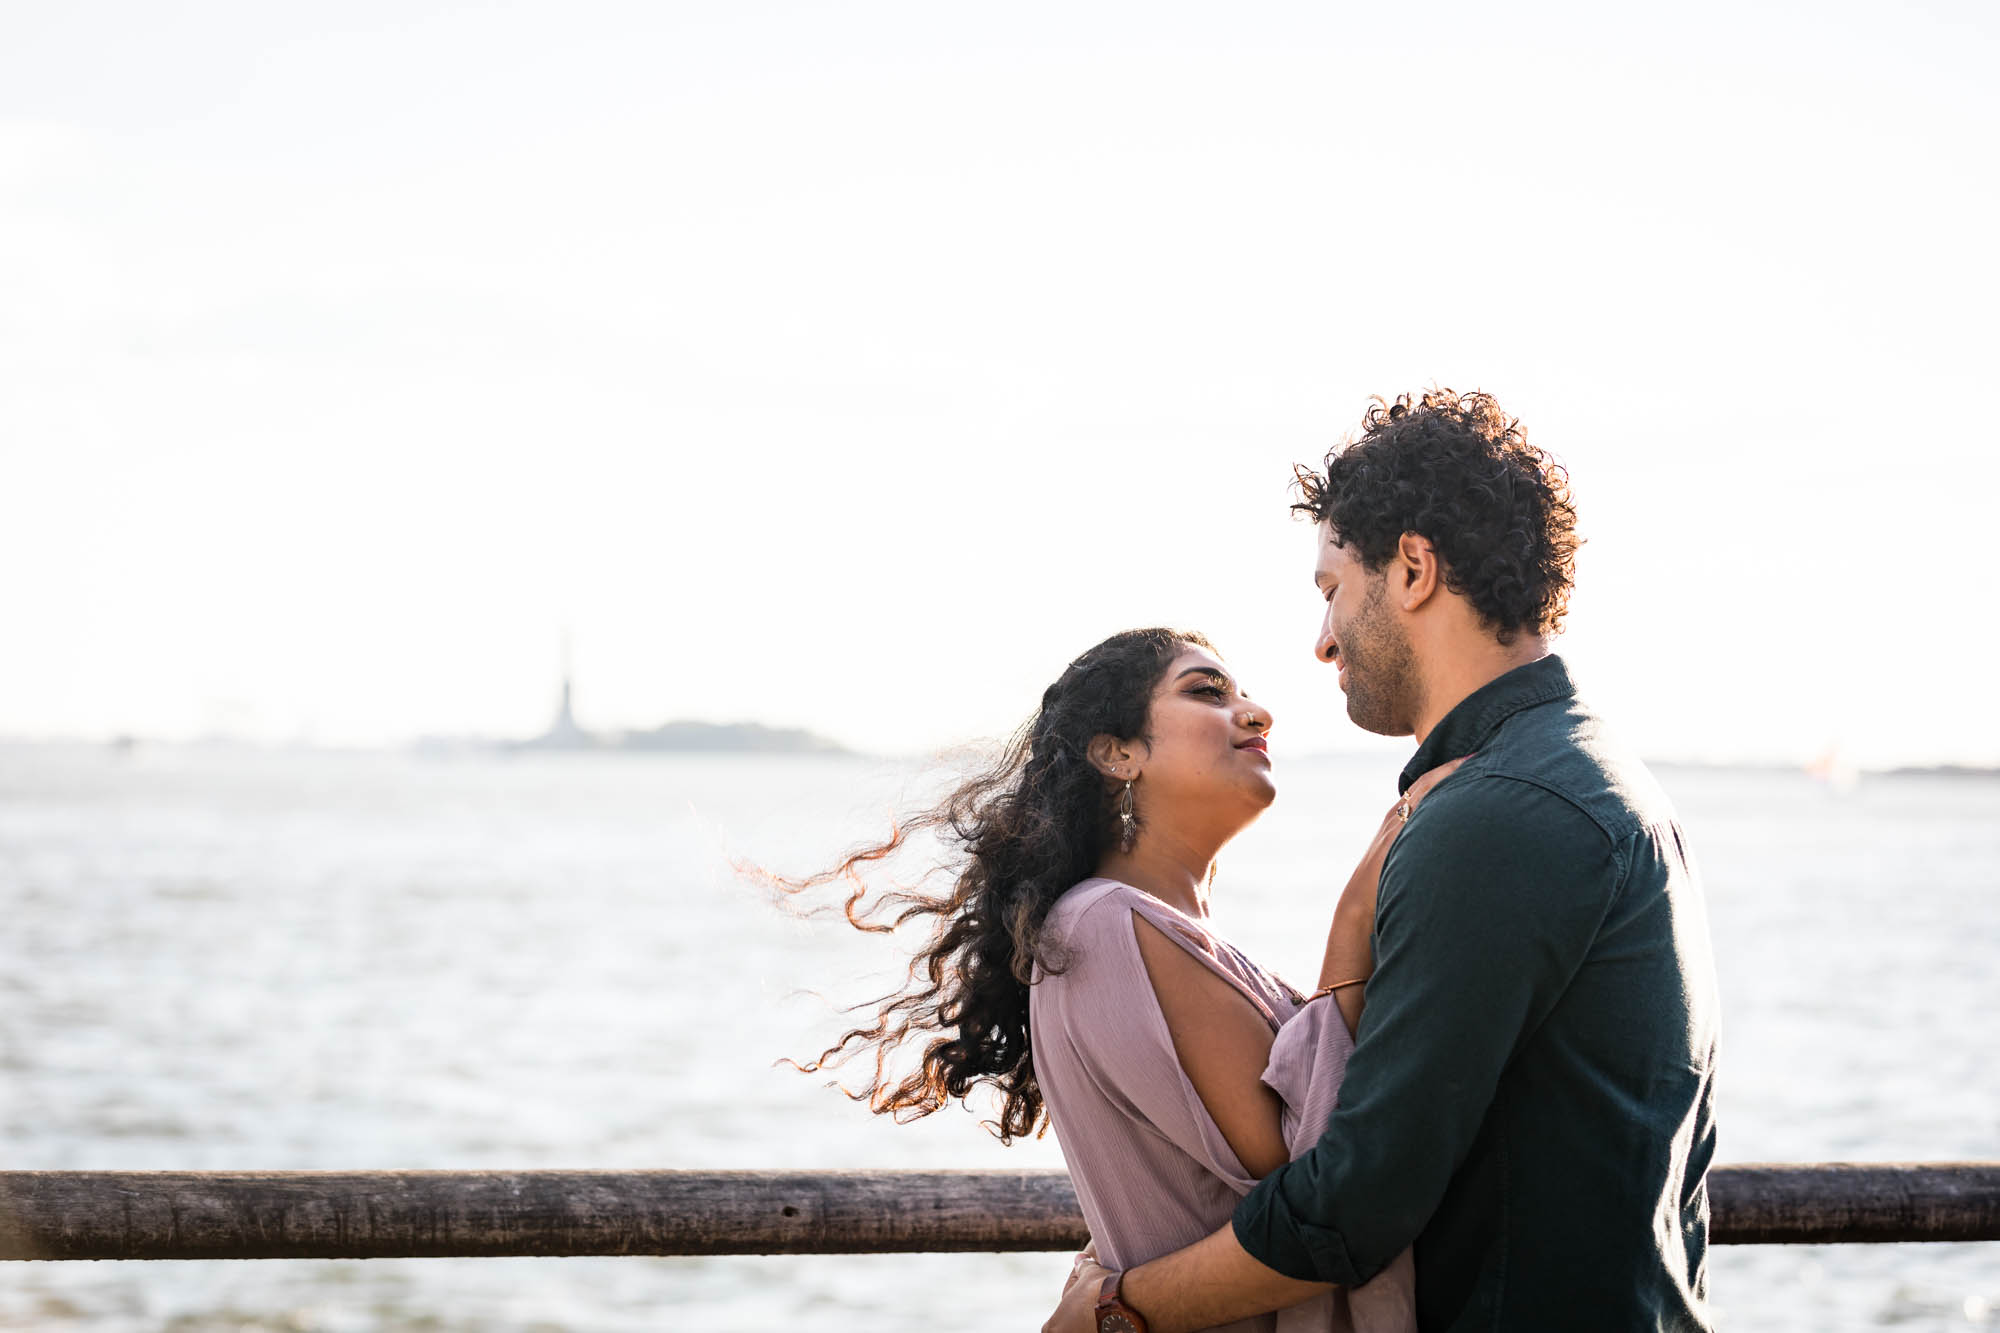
<box><xmin>3</xmin><ymin>1164</ymin><xmax>1996</xmax><ymax>1261</ymax></box>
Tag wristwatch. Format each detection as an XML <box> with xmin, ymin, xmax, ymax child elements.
<box><xmin>1094</xmin><ymin>1270</ymin><xmax>1150</xmax><ymax>1333</ymax></box>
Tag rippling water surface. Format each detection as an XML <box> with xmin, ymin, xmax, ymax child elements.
<box><xmin>1</xmin><ymin>745</ymin><xmax>1995</xmax><ymax>1330</ymax></box>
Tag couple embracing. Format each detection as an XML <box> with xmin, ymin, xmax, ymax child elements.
<box><xmin>796</xmin><ymin>390</ymin><xmax>1720</xmax><ymax>1332</ymax></box>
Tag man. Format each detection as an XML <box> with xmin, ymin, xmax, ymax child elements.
<box><xmin>1046</xmin><ymin>390</ymin><xmax>1720</xmax><ymax>1332</ymax></box>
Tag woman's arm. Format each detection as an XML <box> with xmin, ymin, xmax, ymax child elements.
<box><xmin>1316</xmin><ymin>757</ymin><xmax>1471</xmax><ymax>1036</ymax></box>
<box><xmin>1317</xmin><ymin>814</ymin><xmax>1399</xmax><ymax>1036</ymax></box>
<box><xmin>1130</xmin><ymin>916</ymin><xmax>1289</xmax><ymax>1179</ymax></box>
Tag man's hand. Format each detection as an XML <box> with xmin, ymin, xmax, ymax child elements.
<box><xmin>1043</xmin><ymin>1225</ymin><xmax>1330</xmax><ymax>1333</ymax></box>
<box><xmin>1063</xmin><ymin>1242</ymin><xmax>1097</xmax><ymax>1289</ymax></box>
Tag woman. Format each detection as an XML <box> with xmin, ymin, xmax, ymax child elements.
<box><xmin>788</xmin><ymin>628</ymin><xmax>1457</xmax><ymax>1332</ymax></box>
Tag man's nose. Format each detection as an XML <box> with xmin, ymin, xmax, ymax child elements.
<box><xmin>1316</xmin><ymin>614</ymin><xmax>1338</xmax><ymax>664</ymax></box>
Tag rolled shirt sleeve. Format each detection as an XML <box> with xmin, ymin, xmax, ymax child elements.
<box><xmin>1233</xmin><ymin>775</ymin><xmax>1623</xmax><ymax>1284</ymax></box>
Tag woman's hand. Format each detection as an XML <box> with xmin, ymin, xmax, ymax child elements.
<box><xmin>1342</xmin><ymin>755</ymin><xmax>1470</xmax><ymax>919</ymax></box>
<box><xmin>1403</xmin><ymin>754</ymin><xmax>1470</xmax><ymax>816</ymax></box>
<box><xmin>1363</xmin><ymin>752</ymin><xmax>1470</xmax><ymax>847</ymax></box>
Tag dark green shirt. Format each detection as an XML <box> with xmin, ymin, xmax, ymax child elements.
<box><xmin>1233</xmin><ymin>656</ymin><xmax>1720</xmax><ymax>1332</ymax></box>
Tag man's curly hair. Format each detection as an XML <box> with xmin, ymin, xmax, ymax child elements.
<box><xmin>1293</xmin><ymin>389</ymin><xmax>1581</xmax><ymax>642</ymax></box>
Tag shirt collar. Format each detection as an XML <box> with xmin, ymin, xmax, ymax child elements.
<box><xmin>1398</xmin><ymin>654</ymin><xmax>1577</xmax><ymax>793</ymax></box>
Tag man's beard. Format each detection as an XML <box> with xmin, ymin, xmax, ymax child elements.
<box><xmin>1341</xmin><ymin>579</ymin><xmax>1419</xmax><ymax>736</ymax></box>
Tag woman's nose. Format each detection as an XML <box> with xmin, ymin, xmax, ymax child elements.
<box><xmin>1242</xmin><ymin>703</ymin><xmax>1273</xmax><ymax>733</ymax></box>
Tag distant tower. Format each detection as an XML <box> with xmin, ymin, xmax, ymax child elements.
<box><xmin>523</xmin><ymin>629</ymin><xmax>591</xmax><ymax>749</ymax></box>
<box><xmin>554</xmin><ymin>629</ymin><xmax>578</xmax><ymax>734</ymax></box>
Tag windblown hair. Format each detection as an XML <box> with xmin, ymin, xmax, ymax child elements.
<box><xmin>1293</xmin><ymin>389</ymin><xmax>1581</xmax><ymax>641</ymax></box>
<box><xmin>774</xmin><ymin>628</ymin><xmax>1207</xmax><ymax>1143</ymax></box>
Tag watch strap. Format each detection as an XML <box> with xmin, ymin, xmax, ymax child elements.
<box><xmin>1094</xmin><ymin>1269</ymin><xmax>1150</xmax><ymax>1333</ymax></box>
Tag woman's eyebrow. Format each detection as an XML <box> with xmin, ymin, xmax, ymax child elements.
<box><xmin>1175</xmin><ymin>667</ymin><xmax>1232</xmax><ymax>689</ymax></box>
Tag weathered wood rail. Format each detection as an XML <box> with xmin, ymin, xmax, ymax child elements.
<box><xmin>2</xmin><ymin>1164</ymin><xmax>1995</xmax><ymax>1261</ymax></box>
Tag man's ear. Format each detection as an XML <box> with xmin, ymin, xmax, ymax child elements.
<box><xmin>1395</xmin><ymin>532</ymin><xmax>1442</xmax><ymax>611</ymax></box>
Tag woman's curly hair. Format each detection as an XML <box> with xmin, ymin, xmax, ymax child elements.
<box><xmin>771</xmin><ymin>627</ymin><xmax>1207</xmax><ymax>1143</ymax></box>
<box><xmin>1293</xmin><ymin>389</ymin><xmax>1581</xmax><ymax>641</ymax></box>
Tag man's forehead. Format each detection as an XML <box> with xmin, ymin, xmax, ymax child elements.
<box><xmin>1314</xmin><ymin>524</ymin><xmax>1360</xmax><ymax>575</ymax></box>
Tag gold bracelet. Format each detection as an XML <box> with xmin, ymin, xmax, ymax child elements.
<box><xmin>1311</xmin><ymin>977</ymin><xmax>1369</xmax><ymax>999</ymax></box>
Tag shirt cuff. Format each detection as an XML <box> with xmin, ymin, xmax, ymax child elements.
<box><xmin>1230</xmin><ymin>1172</ymin><xmax>1368</xmax><ymax>1287</ymax></box>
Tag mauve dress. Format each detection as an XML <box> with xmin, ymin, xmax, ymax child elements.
<box><xmin>1029</xmin><ymin>878</ymin><xmax>1417</xmax><ymax>1333</ymax></box>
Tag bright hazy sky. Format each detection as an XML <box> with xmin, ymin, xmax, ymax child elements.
<box><xmin>4</xmin><ymin>2</ymin><xmax>1997</xmax><ymax>767</ymax></box>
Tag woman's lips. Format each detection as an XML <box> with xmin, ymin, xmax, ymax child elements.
<box><xmin>1237</xmin><ymin>738</ymin><xmax>1269</xmax><ymax>756</ymax></box>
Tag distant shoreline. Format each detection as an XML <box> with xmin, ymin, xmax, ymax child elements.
<box><xmin>1878</xmin><ymin>763</ymin><xmax>2000</xmax><ymax>780</ymax></box>
<box><xmin>504</xmin><ymin>718</ymin><xmax>852</xmax><ymax>756</ymax></box>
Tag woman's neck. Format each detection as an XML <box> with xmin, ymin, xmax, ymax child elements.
<box><xmin>1094</xmin><ymin>840</ymin><xmax>1215</xmax><ymax>918</ymax></box>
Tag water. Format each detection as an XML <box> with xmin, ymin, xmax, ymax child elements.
<box><xmin>1</xmin><ymin>744</ymin><xmax>1994</xmax><ymax>1330</ymax></box>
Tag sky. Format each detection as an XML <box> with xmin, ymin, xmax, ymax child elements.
<box><xmin>3</xmin><ymin>1</ymin><xmax>1997</xmax><ymax>767</ymax></box>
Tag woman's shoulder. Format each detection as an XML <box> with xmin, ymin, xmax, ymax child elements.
<box><xmin>1045</xmin><ymin>876</ymin><xmax>1126</xmax><ymax>935</ymax></box>
<box><xmin>1046</xmin><ymin>877</ymin><xmax>1209</xmax><ymax>950</ymax></box>
<box><xmin>1038</xmin><ymin>879</ymin><xmax>1162</xmax><ymax>986</ymax></box>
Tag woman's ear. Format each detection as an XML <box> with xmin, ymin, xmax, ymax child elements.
<box><xmin>1087</xmin><ymin>734</ymin><xmax>1133</xmax><ymax>778</ymax></box>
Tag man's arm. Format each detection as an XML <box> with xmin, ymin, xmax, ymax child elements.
<box><xmin>1044</xmin><ymin>1225</ymin><xmax>1321</xmax><ymax>1333</ymax></box>
<box><xmin>1233</xmin><ymin>778</ymin><xmax>1619</xmax><ymax>1285</ymax></box>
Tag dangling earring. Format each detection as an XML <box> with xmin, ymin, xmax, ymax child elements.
<box><xmin>1119</xmin><ymin>778</ymin><xmax>1137</xmax><ymax>853</ymax></box>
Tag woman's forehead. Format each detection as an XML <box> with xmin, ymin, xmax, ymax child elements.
<box><xmin>1162</xmin><ymin>645</ymin><xmax>1230</xmax><ymax>681</ymax></box>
